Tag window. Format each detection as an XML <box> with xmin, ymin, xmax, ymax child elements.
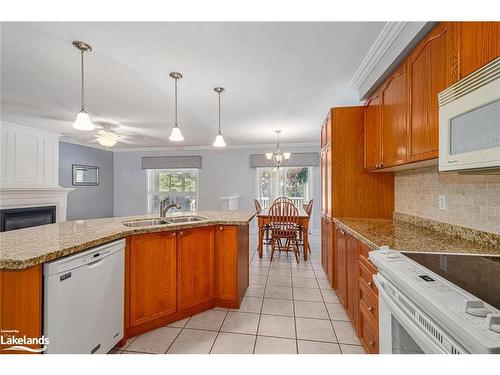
<box><xmin>256</xmin><ymin>167</ymin><xmax>312</xmax><ymax>209</ymax></box>
<box><xmin>147</xmin><ymin>169</ymin><xmax>198</xmax><ymax>214</ymax></box>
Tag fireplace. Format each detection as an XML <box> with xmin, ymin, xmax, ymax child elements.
<box><xmin>0</xmin><ymin>206</ymin><xmax>56</xmax><ymax>232</ymax></box>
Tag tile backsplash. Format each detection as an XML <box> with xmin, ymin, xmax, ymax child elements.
<box><xmin>395</xmin><ymin>166</ymin><xmax>500</xmax><ymax>234</ymax></box>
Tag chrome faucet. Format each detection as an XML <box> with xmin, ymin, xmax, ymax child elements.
<box><xmin>159</xmin><ymin>199</ymin><xmax>181</xmax><ymax>217</ymax></box>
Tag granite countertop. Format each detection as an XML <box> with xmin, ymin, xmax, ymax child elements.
<box><xmin>332</xmin><ymin>217</ymin><xmax>500</xmax><ymax>257</ymax></box>
<box><xmin>0</xmin><ymin>210</ymin><xmax>256</xmax><ymax>270</ymax></box>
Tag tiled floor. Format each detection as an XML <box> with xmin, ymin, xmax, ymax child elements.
<box><xmin>112</xmin><ymin>234</ymin><xmax>365</xmax><ymax>354</ymax></box>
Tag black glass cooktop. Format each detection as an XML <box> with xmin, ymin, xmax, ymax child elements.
<box><xmin>401</xmin><ymin>252</ymin><xmax>500</xmax><ymax>310</ymax></box>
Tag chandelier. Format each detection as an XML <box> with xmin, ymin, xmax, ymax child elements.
<box><xmin>266</xmin><ymin>130</ymin><xmax>291</xmax><ymax>171</ymax></box>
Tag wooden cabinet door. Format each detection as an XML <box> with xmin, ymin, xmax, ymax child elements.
<box><xmin>326</xmin><ymin>219</ymin><xmax>334</xmax><ymax>287</ymax></box>
<box><xmin>346</xmin><ymin>235</ymin><xmax>359</xmax><ymax>329</ymax></box>
<box><xmin>364</xmin><ymin>90</ymin><xmax>382</xmax><ymax>170</ymax></box>
<box><xmin>381</xmin><ymin>63</ymin><xmax>407</xmax><ymax>168</ymax></box>
<box><xmin>325</xmin><ymin>112</ymin><xmax>332</xmax><ymax>145</ymax></box>
<box><xmin>325</xmin><ymin>144</ymin><xmax>332</xmax><ymax>218</ymax></box>
<box><xmin>129</xmin><ymin>232</ymin><xmax>177</xmax><ymax>327</ymax></box>
<box><xmin>459</xmin><ymin>22</ymin><xmax>500</xmax><ymax>79</ymax></box>
<box><xmin>407</xmin><ymin>22</ymin><xmax>458</xmax><ymax>162</ymax></box>
<box><xmin>335</xmin><ymin>227</ymin><xmax>347</xmax><ymax>307</ymax></box>
<box><xmin>321</xmin><ymin>122</ymin><xmax>326</xmax><ymax>148</ymax></box>
<box><xmin>320</xmin><ymin>150</ymin><xmax>327</xmax><ymax>216</ymax></box>
<box><xmin>321</xmin><ymin>218</ymin><xmax>327</xmax><ymax>273</ymax></box>
<box><xmin>215</xmin><ymin>225</ymin><xmax>238</xmax><ymax>303</ymax></box>
<box><xmin>177</xmin><ymin>226</ymin><xmax>215</xmax><ymax>310</ymax></box>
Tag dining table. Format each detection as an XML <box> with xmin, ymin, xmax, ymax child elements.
<box><xmin>257</xmin><ymin>206</ymin><xmax>311</xmax><ymax>260</ymax></box>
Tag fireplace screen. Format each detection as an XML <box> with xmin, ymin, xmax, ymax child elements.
<box><xmin>0</xmin><ymin>206</ymin><xmax>56</xmax><ymax>232</ymax></box>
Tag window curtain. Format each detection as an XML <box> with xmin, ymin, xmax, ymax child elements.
<box><xmin>141</xmin><ymin>156</ymin><xmax>202</xmax><ymax>169</ymax></box>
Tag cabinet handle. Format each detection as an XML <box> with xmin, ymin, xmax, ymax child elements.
<box><xmin>179</xmin><ymin>231</ymin><xmax>184</xmax><ymax>236</ymax></box>
<box><xmin>368</xmin><ymin>281</ymin><xmax>373</xmax><ymax>287</ymax></box>
<box><xmin>219</xmin><ymin>226</ymin><xmax>223</xmax><ymax>231</ymax></box>
<box><xmin>368</xmin><ymin>306</ymin><xmax>374</xmax><ymax>312</ymax></box>
<box><xmin>369</xmin><ymin>340</ymin><xmax>375</xmax><ymax>346</ymax></box>
<box><xmin>172</xmin><ymin>232</ymin><xmax>177</xmax><ymax>236</ymax></box>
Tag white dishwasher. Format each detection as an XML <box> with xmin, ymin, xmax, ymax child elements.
<box><xmin>43</xmin><ymin>239</ymin><xmax>125</xmax><ymax>354</ymax></box>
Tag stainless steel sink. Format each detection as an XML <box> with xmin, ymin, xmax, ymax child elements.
<box><xmin>166</xmin><ymin>216</ymin><xmax>206</xmax><ymax>223</ymax></box>
<box><xmin>122</xmin><ymin>218</ymin><xmax>171</xmax><ymax>227</ymax></box>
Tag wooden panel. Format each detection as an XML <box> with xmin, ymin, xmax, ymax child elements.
<box><xmin>407</xmin><ymin>22</ymin><xmax>458</xmax><ymax>162</ymax></box>
<box><xmin>325</xmin><ymin>144</ymin><xmax>332</xmax><ymax>218</ymax></box>
<box><xmin>364</xmin><ymin>90</ymin><xmax>382</xmax><ymax>170</ymax></box>
<box><xmin>331</xmin><ymin>106</ymin><xmax>394</xmax><ymax>218</ymax></box>
<box><xmin>459</xmin><ymin>22</ymin><xmax>500</xmax><ymax>78</ymax></box>
<box><xmin>381</xmin><ymin>62</ymin><xmax>407</xmax><ymax>168</ymax></box>
<box><xmin>215</xmin><ymin>225</ymin><xmax>238</xmax><ymax>305</ymax></box>
<box><xmin>346</xmin><ymin>234</ymin><xmax>359</xmax><ymax>327</ymax></box>
<box><xmin>320</xmin><ymin>150</ymin><xmax>327</xmax><ymax>216</ymax></box>
<box><xmin>326</xmin><ymin>219</ymin><xmax>334</xmax><ymax>287</ymax></box>
<box><xmin>237</xmin><ymin>224</ymin><xmax>249</xmax><ymax>304</ymax></box>
<box><xmin>129</xmin><ymin>232</ymin><xmax>177</xmax><ymax>327</ymax></box>
<box><xmin>358</xmin><ymin>260</ymin><xmax>378</xmax><ymax>295</ymax></box>
<box><xmin>359</xmin><ymin>279</ymin><xmax>378</xmax><ymax>322</ymax></box>
<box><xmin>177</xmin><ymin>226</ymin><xmax>215</xmax><ymax>310</ymax></box>
<box><xmin>0</xmin><ymin>266</ymin><xmax>42</xmax><ymax>354</ymax></box>
<box><xmin>335</xmin><ymin>226</ymin><xmax>347</xmax><ymax>307</ymax></box>
<box><xmin>321</xmin><ymin>218</ymin><xmax>328</xmax><ymax>273</ymax></box>
<box><xmin>325</xmin><ymin>112</ymin><xmax>332</xmax><ymax>145</ymax></box>
<box><xmin>359</xmin><ymin>299</ymin><xmax>379</xmax><ymax>354</ymax></box>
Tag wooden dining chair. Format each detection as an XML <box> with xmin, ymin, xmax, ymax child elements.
<box><xmin>273</xmin><ymin>196</ymin><xmax>294</xmax><ymax>205</ymax></box>
<box><xmin>298</xmin><ymin>199</ymin><xmax>313</xmax><ymax>254</ymax></box>
<box><xmin>268</xmin><ymin>201</ymin><xmax>300</xmax><ymax>263</ymax></box>
<box><xmin>254</xmin><ymin>199</ymin><xmax>271</xmax><ymax>246</ymax></box>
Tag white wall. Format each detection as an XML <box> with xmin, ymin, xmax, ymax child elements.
<box><xmin>113</xmin><ymin>146</ymin><xmax>321</xmax><ymax>233</ymax></box>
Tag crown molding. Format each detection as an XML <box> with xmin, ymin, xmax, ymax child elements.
<box><xmin>111</xmin><ymin>141</ymin><xmax>320</xmax><ymax>152</ymax></box>
<box><xmin>349</xmin><ymin>22</ymin><xmax>408</xmax><ymax>91</ymax></box>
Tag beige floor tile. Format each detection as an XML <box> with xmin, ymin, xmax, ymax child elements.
<box><xmin>315</xmin><ymin>272</ymin><xmax>328</xmax><ymax>280</ymax></box>
<box><xmin>267</xmin><ymin>276</ymin><xmax>292</xmax><ymax>287</ymax></box>
<box><xmin>292</xmin><ymin>269</ymin><xmax>316</xmax><ymax>279</ymax></box>
<box><xmin>293</xmin><ymin>287</ymin><xmax>323</xmax><ymax>302</ymax></box>
<box><xmin>184</xmin><ymin>309</ymin><xmax>227</xmax><ymax>331</ymax></box>
<box><xmin>296</xmin><ymin>317</ymin><xmax>337</xmax><ymax>343</ymax></box>
<box><xmin>326</xmin><ymin>303</ymin><xmax>349</xmax><ymax>321</ymax></box>
<box><xmin>269</xmin><ymin>260</ymin><xmax>291</xmax><ymax>269</ymax></box>
<box><xmin>254</xmin><ymin>336</ymin><xmax>297</xmax><ymax>354</ymax></box>
<box><xmin>264</xmin><ymin>286</ymin><xmax>293</xmax><ymax>300</ymax></box>
<box><xmin>292</xmin><ymin>277</ymin><xmax>319</xmax><ymax>289</ymax></box>
<box><xmin>221</xmin><ymin>311</ymin><xmax>260</xmax><ymax>335</ymax></box>
<box><xmin>321</xmin><ymin>288</ymin><xmax>340</xmax><ymax>303</ymax></box>
<box><xmin>332</xmin><ymin>321</ymin><xmax>361</xmax><ymax>345</ymax></box>
<box><xmin>127</xmin><ymin>327</ymin><xmax>181</xmax><ymax>353</ymax></box>
<box><xmin>245</xmin><ymin>285</ymin><xmax>265</xmax><ymax>297</ymax></box>
<box><xmin>340</xmin><ymin>344</ymin><xmax>366</xmax><ymax>354</ymax></box>
<box><xmin>291</xmin><ymin>261</ymin><xmax>313</xmax><ymax>270</ymax></box>
<box><xmin>249</xmin><ymin>274</ymin><xmax>267</xmax><ymax>285</ymax></box>
<box><xmin>262</xmin><ymin>298</ymin><xmax>294</xmax><ymax>316</ymax></box>
<box><xmin>167</xmin><ymin>329</ymin><xmax>217</xmax><ymax>354</ymax></box>
<box><xmin>297</xmin><ymin>340</ymin><xmax>342</xmax><ymax>354</ymax></box>
<box><xmin>268</xmin><ymin>267</ymin><xmax>292</xmax><ymax>276</ymax></box>
<box><xmin>108</xmin><ymin>348</ymin><xmax>122</xmax><ymax>354</ymax></box>
<box><xmin>210</xmin><ymin>333</ymin><xmax>256</xmax><ymax>354</ymax></box>
<box><xmin>166</xmin><ymin>317</ymin><xmax>190</xmax><ymax>328</ymax></box>
<box><xmin>120</xmin><ymin>336</ymin><xmax>138</xmax><ymax>350</ymax></box>
<box><xmin>258</xmin><ymin>314</ymin><xmax>296</xmax><ymax>339</ymax></box>
<box><xmin>294</xmin><ymin>301</ymin><xmax>329</xmax><ymax>319</ymax></box>
<box><xmin>249</xmin><ymin>267</ymin><xmax>268</xmax><ymax>276</ymax></box>
<box><xmin>238</xmin><ymin>296</ymin><xmax>263</xmax><ymax>313</ymax></box>
<box><xmin>317</xmin><ymin>278</ymin><xmax>333</xmax><ymax>290</ymax></box>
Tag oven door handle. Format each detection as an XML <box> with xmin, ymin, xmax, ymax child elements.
<box><xmin>373</xmin><ymin>273</ymin><xmax>448</xmax><ymax>354</ymax></box>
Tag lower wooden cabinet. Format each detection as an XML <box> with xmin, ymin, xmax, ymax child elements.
<box><xmin>332</xmin><ymin>224</ymin><xmax>380</xmax><ymax>353</ymax></box>
<box><xmin>321</xmin><ymin>216</ymin><xmax>334</xmax><ymax>287</ymax></box>
<box><xmin>177</xmin><ymin>226</ymin><xmax>215</xmax><ymax>310</ymax></box>
<box><xmin>128</xmin><ymin>232</ymin><xmax>177</xmax><ymax>328</ymax></box>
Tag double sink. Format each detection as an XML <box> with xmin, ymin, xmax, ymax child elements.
<box><xmin>122</xmin><ymin>216</ymin><xmax>207</xmax><ymax>228</ymax></box>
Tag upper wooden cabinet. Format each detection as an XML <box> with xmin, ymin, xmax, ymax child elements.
<box><xmin>177</xmin><ymin>226</ymin><xmax>215</xmax><ymax>310</ymax></box>
<box><xmin>321</xmin><ymin>113</ymin><xmax>332</xmax><ymax>148</ymax></box>
<box><xmin>364</xmin><ymin>90</ymin><xmax>383</xmax><ymax>170</ymax></box>
<box><xmin>128</xmin><ymin>232</ymin><xmax>177</xmax><ymax>328</ymax></box>
<box><xmin>381</xmin><ymin>63</ymin><xmax>407</xmax><ymax>167</ymax></box>
<box><xmin>406</xmin><ymin>22</ymin><xmax>459</xmax><ymax>162</ymax></box>
<box><xmin>459</xmin><ymin>22</ymin><xmax>500</xmax><ymax>79</ymax></box>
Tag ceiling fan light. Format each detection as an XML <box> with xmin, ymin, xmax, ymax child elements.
<box><xmin>265</xmin><ymin>153</ymin><xmax>273</xmax><ymax>160</ymax></box>
<box><xmin>213</xmin><ymin>133</ymin><xmax>226</xmax><ymax>147</ymax></box>
<box><xmin>283</xmin><ymin>152</ymin><xmax>291</xmax><ymax>160</ymax></box>
<box><xmin>97</xmin><ymin>134</ymin><xmax>118</xmax><ymax>147</ymax></box>
<box><xmin>169</xmin><ymin>126</ymin><xmax>184</xmax><ymax>142</ymax></box>
<box><xmin>72</xmin><ymin>110</ymin><xmax>95</xmax><ymax>131</ymax></box>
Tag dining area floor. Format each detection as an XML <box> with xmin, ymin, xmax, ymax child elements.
<box><xmin>112</xmin><ymin>233</ymin><xmax>365</xmax><ymax>354</ymax></box>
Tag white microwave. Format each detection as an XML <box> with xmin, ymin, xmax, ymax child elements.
<box><xmin>438</xmin><ymin>56</ymin><xmax>500</xmax><ymax>173</ymax></box>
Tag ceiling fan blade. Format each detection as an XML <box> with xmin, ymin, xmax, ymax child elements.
<box><xmin>118</xmin><ymin>138</ymin><xmax>136</xmax><ymax>145</ymax></box>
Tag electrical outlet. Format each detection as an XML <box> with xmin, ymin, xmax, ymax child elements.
<box><xmin>439</xmin><ymin>195</ymin><xmax>447</xmax><ymax>210</ymax></box>
<box><xmin>440</xmin><ymin>255</ymin><xmax>447</xmax><ymax>271</ymax></box>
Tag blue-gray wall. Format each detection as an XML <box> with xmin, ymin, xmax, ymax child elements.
<box><xmin>59</xmin><ymin>142</ymin><xmax>114</xmax><ymax>220</ymax></box>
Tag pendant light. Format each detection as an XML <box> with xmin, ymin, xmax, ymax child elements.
<box><xmin>168</xmin><ymin>72</ymin><xmax>184</xmax><ymax>142</ymax></box>
<box><xmin>213</xmin><ymin>87</ymin><xmax>226</xmax><ymax>147</ymax></box>
<box><xmin>266</xmin><ymin>130</ymin><xmax>291</xmax><ymax>170</ymax></box>
<box><xmin>72</xmin><ymin>41</ymin><xmax>95</xmax><ymax>131</ymax></box>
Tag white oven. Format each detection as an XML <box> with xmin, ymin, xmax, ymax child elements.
<box><xmin>370</xmin><ymin>249</ymin><xmax>500</xmax><ymax>354</ymax></box>
<box><xmin>438</xmin><ymin>56</ymin><xmax>500</xmax><ymax>173</ymax></box>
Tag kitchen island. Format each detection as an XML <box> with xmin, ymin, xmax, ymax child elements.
<box><xmin>0</xmin><ymin>210</ymin><xmax>255</xmax><ymax>352</ymax></box>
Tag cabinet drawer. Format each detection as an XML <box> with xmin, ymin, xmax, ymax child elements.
<box><xmin>359</xmin><ymin>277</ymin><xmax>378</xmax><ymax>322</ymax></box>
<box><xmin>359</xmin><ymin>299</ymin><xmax>379</xmax><ymax>354</ymax></box>
<box><xmin>358</xmin><ymin>259</ymin><xmax>378</xmax><ymax>294</ymax></box>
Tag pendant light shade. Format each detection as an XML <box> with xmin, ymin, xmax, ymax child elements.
<box><xmin>72</xmin><ymin>41</ymin><xmax>95</xmax><ymax>131</ymax></box>
<box><xmin>213</xmin><ymin>87</ymin><xmax>226</xmax><ymax>147</ymax></box>
<box><xmin>168</xmin><ymin>72</ymin><xmax>184</xmax><ymax>142</ymax></box>
<box><xmin>97</xmin><ymin>131</ymin><xmax>119</xmax><ymax>147</ymax></box>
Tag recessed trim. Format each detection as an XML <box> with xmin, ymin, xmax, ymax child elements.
<box><xmin>349</xmin><ymin>22</ymin><xmax>408</xmax><ymax>91</ymax></box>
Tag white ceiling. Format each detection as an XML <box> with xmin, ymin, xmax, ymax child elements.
<box><xmin>1</xmin><ymin>22</ymin><xmax>385</xmax><ymax>148</ymax></box>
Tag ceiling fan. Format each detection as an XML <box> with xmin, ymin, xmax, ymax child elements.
<box><xmin>61</xmin><ymin>122</ymin><xmax>145</xmax><ymax>148</ymax></box>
